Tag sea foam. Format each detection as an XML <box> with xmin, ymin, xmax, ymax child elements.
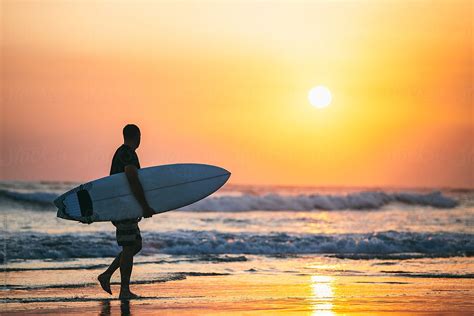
<box><xmin>2</xmin><ymin>230</ymin><xmax>471</xmax><ymax>261</ymax></box>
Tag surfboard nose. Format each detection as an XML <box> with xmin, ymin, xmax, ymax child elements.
<box><xmin>216</xmin><ymin>165</ymin><xmax>231</xmax><ymax>176</ymax></box>
<box><xmin>221</xmin><ymin>169</ymin><xmax>231</xmax><ymax>181</ymax></box>
<box><xmin>212</xmin><ymin>165</ymin><xmax>231</xmax><ymax>184</ymax></box>
<box><xmin>194</xmin><ymin>163</ymin><xmax>231</xmax><ymax>177</ymax></box>
<box><xmin>198</xmin><ymin>164</ymin><xmax>231</xmax><ymax>188</ymax></box>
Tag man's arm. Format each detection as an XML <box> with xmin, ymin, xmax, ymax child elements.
<box><xmin>124</xmin><ymin>165</ymin><xmax>154</xmax><ymax>218</ymax></box>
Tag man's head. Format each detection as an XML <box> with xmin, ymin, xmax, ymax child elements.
<box><xmin>123</xmin><ymin>124</ymin><xmax>141</xmax><ymax>149</ymax></box>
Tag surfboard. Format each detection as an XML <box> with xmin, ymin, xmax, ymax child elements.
<box><xmin>54</xmin><ymin>163</ymin><xmax>231</xmax><ymax>223</ymax></box>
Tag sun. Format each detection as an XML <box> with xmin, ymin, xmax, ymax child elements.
<box><xmin>308</xmin><ymin>86</ymin><xmax>332</xmax><ymax>109</ymax></box>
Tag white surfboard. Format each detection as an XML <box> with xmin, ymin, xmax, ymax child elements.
<box><xmin>54</xmin><ymin>163</ymin><xmax>231</xmax><ymax>223</ymax></box>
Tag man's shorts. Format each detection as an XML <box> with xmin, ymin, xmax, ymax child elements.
<box><xmin>112</xmin><ymin>219</ymin><xmax>142</xmax><ymax>247</ymax></box>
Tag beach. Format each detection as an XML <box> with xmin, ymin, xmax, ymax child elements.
<box><xmin>1</xmin><ymin>182</ymin><xmax>473</xmax><ymax>314</ymax></box>
<box><xmin>2</xmin><ymin>256</ymin><xmax>473</xmax><ymax>315</ymax></box>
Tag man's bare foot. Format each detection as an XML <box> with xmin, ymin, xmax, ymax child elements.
<box><xmin>98</xmin><ymin>273</ymin><xmax>112</xmax><ymax>295</ymax></box>
<box><xmin>119</xmin><ymin>289</ymin><xmax>139</xmax><ymax>300</ymax></box>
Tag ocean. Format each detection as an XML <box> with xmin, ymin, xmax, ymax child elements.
<box><xmin>1</xmin><ymin>181</ymin><xmax>473</xmax><ymax>312</ymax></box>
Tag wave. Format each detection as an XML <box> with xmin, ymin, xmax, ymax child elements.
<box><xmin>1</xmin><ymin>231</ymin><xmax>472</xmax><ymax>261</ymax></box>
<box><xmin>3</xmin><ymin>273</ymin><xmax>188</xmax><ymax>291</ymax></box>
<box><xmin>1</xmin><ymin>294</ymin><xmax>204</xmax><ymax>304</ymax></box>
<box><xmin>379</xmin><ymin>271</ymin><xmax>474</xmax><ymax>279</ymax></box>
<box><xmin>2</xmin><ymin>255</ymin><xmax>247</xmax><ymax>272</ymax></box>
<box><xmin>331</xmin><ymin>253</ymin><xmax>469</xmax><ymax>260</ymax></box>
<box><xmin>0</xmin><ymin>189</ymin><xmax>56</xmax><ymax>208</ymax></box>
<box><xmin>0</xmin><ymin>188</ymin><xmax>459</xmax><ymax>211</ymax></box>
<box><xmin>1</xmin><ymin>272</ymin><xmax>230</xmax><ymax>292</ymax></box>
<box><xmin>181</xmin><ymin>190</ymin><xmax>459</xmax><ymax>211</ymax></box>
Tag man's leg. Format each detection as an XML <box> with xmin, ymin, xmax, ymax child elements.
<box><xmin>98</xmin><ymin>242</ymin><xmax>141</xmax><ymax>296</ymax></box>
<box><xmin>98</xmin><ymin>252</ymin><xmax>122</xmax><ymax>295</ymax></box>
<box><xmin>119</xmin><ymin>241</ymin><xmax>142</xmax><ymax>299</ymax></box>
<box><xmin>99</xmin><ymin>220</ymin><xmax>142</xmax><ymax>297</ymax></box>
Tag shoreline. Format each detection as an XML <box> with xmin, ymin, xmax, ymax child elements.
<box><xmin>2</xmin><ymin>273</ymin><xmax>473</xmax><ymax>315</ymax></box>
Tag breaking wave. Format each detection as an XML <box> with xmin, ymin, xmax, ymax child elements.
<box><xmin>1</xmin><ymin>230</ymin><xmax>472</xmax><ymax>261</ymax></box>
<box><xmin>0</xmin><ymin>189</ymin><xmax>56</xmax><ymax>208</ymax></box>
<box><xmin>0</xmin><ymin>188</ymin><xmax>459</xmax><ymax>211</ymax></box>
<box><xmin>180</xmin><ymin>190</ymin><xmax>458</xmax><ymax>211</ymax></box>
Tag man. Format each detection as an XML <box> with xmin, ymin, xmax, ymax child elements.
<box><xmin>98</xmin><ymin>124</ymin><xmax>155</xmax><ymax>299</ymax></box>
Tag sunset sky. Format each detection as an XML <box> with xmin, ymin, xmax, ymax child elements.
<box><xmin>1</xmin><ymin>0</ymin><xmax>472</xmax><ymax>188</ymax></box>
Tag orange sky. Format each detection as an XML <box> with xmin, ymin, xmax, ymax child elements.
<box><xmin>1</xmin><ymin>0</ymin><xmax>472</xmax><ymax>188</ymax></box>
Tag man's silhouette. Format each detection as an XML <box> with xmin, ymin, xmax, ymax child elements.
<box><xmin>98</xmin><ymin>124</ymin><xmax>154</xmax><ymax>299</ymax></box>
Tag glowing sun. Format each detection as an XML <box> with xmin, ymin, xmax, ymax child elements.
<box><xmin>308</xmin><ymin>85</ymin><xmax>332</xmax><ymax>109</ymax></box>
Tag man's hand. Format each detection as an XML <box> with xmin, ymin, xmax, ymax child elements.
<box><xmin>124</xmin><ymin>165</ymin><xmax>154</xmax><ymax>219</ymax></box>
<box><xmin>142</xmin><ymin>206</ymin><xmax>155</xmax><ymax>218</ymax></box>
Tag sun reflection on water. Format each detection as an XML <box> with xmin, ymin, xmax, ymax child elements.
<box><xmin>310</xmin><ymin>275</ymin><xmax>335</xmax><ymax>316</ymax></box>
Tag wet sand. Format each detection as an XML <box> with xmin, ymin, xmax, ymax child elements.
<box><xmin>2</xmin><ymin>272</ymin><xmax>473</xmax><ymax>315</ymax></box>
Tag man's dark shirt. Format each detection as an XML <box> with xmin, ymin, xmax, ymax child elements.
<box><xmin>110</xmin><ymin>144</ymin><xmax>140</xmax><ymax>175</ymax></box>
<box><xmin>110</xmin><ymin>144</ymin><xmax>141</xmax><ymax>224</ymax></box>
